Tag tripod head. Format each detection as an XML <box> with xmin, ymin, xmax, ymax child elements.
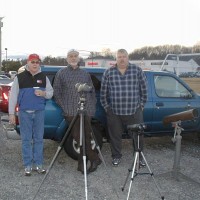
<box><xmin>75</xmin><ymin>83</ymin><xmax>93</xmax><ymax>111</ymax></box>
<box><xmin>77</xmin><ymin>93</ymin><xmax>87</xmax><ymax>111</ymax></box>
<box><xmin>75</xmin><ymin>82</ymin><xmax>93</xmax><ymax>109</ymax></box>
<box><xmin>127</xmin><ymin>124</ymin><xmax>146</xmax><ymax>134</ymax></box>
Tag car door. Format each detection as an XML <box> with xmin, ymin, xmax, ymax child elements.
<box><xmin>43</xmin><ymin>71</ymin><xmax>67</xmax><ymax>140</ymax></box>
<box><xmin>151</xmin><ymin>73</ymin><xmax>200</xmax><ymax>133</ymax></box>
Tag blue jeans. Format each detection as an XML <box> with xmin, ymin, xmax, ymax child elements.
<box><xmin>19</xmin><ymin>110</ymin><xmax>45</xmax><ymax>167</ymax></box>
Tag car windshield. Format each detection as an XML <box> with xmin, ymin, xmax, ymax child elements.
<box><xmin>0</xmin><ymin>75</ymin><xmax>10</xmax><ymax>79</ymax></box>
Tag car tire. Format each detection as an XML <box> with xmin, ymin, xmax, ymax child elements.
<box><xmin>63</xmin><ymin>123</ymin><xmax>103</xmax><ymax>160</ymax></box>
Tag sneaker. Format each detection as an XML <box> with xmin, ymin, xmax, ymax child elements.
<box><xmin>112</xmin><ymin>158</ymin><xmax>121</xmax><ymax>166</ymax></box>
<box><xmin>24</xmin><ymin>167</ymin><xmax>32</xmax><ymax>176</ymax></box>
<box><xmin>34</xmin><ymin>166</ymin><xmax>46</xmax><ymax>174</ymax></box>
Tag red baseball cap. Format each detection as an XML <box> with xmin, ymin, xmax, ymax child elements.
<box><xmin>27</xmin><ymin>54</ymin><xmax>41</xmax><ymax>61</ymax></box>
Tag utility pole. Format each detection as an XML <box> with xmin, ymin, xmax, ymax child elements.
<box><xmin>5</xmin><ymin>48</ymin><xmax>8</xmax><ymax>72</ymax></box>
<box><xmin>0</xmin><ymin>17</ymin><xmax>4</xmax><ymax>73</ymax></box>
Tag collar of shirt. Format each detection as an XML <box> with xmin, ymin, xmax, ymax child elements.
<box><xmin>68</xmin><ymin>65</ymin><xmax>80</xmax><ymax>71</ymax></box>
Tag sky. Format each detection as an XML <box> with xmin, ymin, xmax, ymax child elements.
<box><xmin>0</xmin><ymin>0</ymin><xmax>200</xmax><ymax>59</ymax></box>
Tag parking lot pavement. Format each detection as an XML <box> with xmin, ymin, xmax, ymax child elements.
<box><xmin>0</xmin><ymin>119</ymin><xmax>200</xmax><ymax>200</ymax></box>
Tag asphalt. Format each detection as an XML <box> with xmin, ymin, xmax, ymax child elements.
<box><xmin>0</xmin><ymin>114</ymin><xmax>200</xmax><ymax>200</ymax></box>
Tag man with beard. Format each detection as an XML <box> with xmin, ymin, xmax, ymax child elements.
<box><xmin>53</xmin><ymin>49</ymin><xmax>101</xmax><ymax>174</ymax></box>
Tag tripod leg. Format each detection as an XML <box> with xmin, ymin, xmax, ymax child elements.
<box><xmin>140</xmin><ymin>152</ymin><xmax>165</xmax><ymax>200</ymax></box>
<box><xmin>122</xmin><ymin>152</ymin><xmax>137</xmax><ymax>191</ymax></box>
<box><xmin>80</xmin><ymin>113</ymin><xmax>88</xmax><ymax>200</ymax></box>
<box><xmin>126</xmin><ymin>152</ymin><xmax>139</xmax><ymax>200</ymax></box>
<box><xmin>32</xmin><ymin>113</ymin><xmax>79</xmax><ymax>200</ymax></box>
<box><xmin>85</xmin><ymin>115</ymin><xmax>120</xmax><ymax>199</ymax></box>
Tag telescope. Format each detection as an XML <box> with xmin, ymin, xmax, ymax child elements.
<box><xmin>127</xmin><ymin>124</ymin><xmax>146</xmax><ymax>132</ymax></box>
<box><xmin>163</xmin><ymin>109</ymin><xmax>199</xmax><ymax>125</ymax></box>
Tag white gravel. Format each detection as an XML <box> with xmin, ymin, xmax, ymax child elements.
<box><xmin>0</xmin><ymin>113</ymin><xmax>200</xmax><ymax>200</ymax></box>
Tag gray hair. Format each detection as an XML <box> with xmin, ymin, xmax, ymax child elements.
<box><xmin>116</xmin><ymin>49</ymin><xmax>128</xmax><ymax>56</ymax></box>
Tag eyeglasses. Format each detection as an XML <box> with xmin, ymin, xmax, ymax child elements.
<box><xmin>31</xmin><ymin>61</ymin><xmax>40</xmax><ymax>64</ymax></box>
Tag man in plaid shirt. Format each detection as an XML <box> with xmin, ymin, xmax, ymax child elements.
<box><xmin>100</xmin><ymin>49</ymin><xmax>147</xmax><ymax>166</ymax></box>
<box><xmin>53</xmin><ymin>49</ymin><xmax>101</xmax><ymax>174</ymax></box>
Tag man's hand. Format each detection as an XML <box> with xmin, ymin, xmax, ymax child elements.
<box><xmin>105</xmin><ymin>107</ymin><xmax>112</xmax><ymax>113</ymax></box>
<box><xmin>141</xmin><ymin>104</ymin><xmax>144</xmax><ymax>111</ymax></box>
<box><xmin>34</xmin><ymin>89</ymin><xmax>46</xmax><ymax>97</ymax></box>
<box><xmin>9</xmin><ymin>114</ymin><xmax>16</xmax><ymax>124</ymax></box>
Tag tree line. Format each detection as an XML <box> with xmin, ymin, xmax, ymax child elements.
<box><xmin>2</xmin><ymin>44</ymin><xmax>200</xmax><ymax>72</ymax></box>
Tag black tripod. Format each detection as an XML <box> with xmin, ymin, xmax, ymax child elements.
<box><xmin>32</xmin><ymin>93</ymin><xmax>114</xmax><ymax>200</ymax></box>
<box><xmin>122</xmin><ymin>124</ymin><xmax>165</xmax><ymax>200</ymax></box>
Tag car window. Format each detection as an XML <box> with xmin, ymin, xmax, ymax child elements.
<box><xmin>44</xmin><ymin>73</ymin><xmax>55</xmax><ymax>85</ymax></box>
<box><xmin>154</xmin><ymin>75</ymin><xmax>192</xmax><ymax>98</ymax></box>
<box><xmin>90</xmin><ymin>74</ymin><xmax>101</xmax><ymax>91</ymax></box>
<box><xmin>9</xmin><ymin>71</ymin><xmax>17</xmax><ymax>75</ymax></box>
<box><xmin>0</xmin><ymin>75</ymin><xmax>9</xmax><ymax>79</ymax></box>
<box><xmin>45</xmin><ymin>72</ymin><xmax>101</xmax><ymax>92</ymax></box>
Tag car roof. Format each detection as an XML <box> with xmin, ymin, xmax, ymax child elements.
<box><xmin>40</xmin><ymin>65</ymin><xmax>175</xmax><ymax>76</ymax></box>
<box><xmin>40</xmin><ymin>65</ymin><xmax>106</xmax><ymax>73</ymax></box>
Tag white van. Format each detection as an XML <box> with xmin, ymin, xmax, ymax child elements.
<box><xmin>9</xmin><ymin>71</ymin><xmax>17</xmax><ymax>79</ymax></box>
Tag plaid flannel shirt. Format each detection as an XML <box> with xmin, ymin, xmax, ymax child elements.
<box><xmin>53</xmin><ymin>66</ymin><xmax>96</xmax><ymax>116</ymax></box>
<box><xmin>100</xmin><ymin>63</ymin><xmax>147</xmax><ymax>115</ymax></box>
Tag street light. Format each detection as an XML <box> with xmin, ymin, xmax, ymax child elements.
<box><xmin>5</xmin><ymin>48</ymin><xmax>7</xmax><ymax>61</ymax></box>
<box><xmin>0</xmin><ymin>17</ymin><xmax>4</xmax><ymax>73</ymax></box>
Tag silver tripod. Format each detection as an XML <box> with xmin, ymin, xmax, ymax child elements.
<box><xmin>122</xmin><ymin>124</ymin><xmax>165</xmax><ymax>200</ymax></box>
<box><xmin>32</xmin><ymin>92</ymin><xmax>118</xmax><ymax>200</ymax></box>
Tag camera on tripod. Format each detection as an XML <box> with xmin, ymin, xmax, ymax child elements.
<box><xmin>127</xmin><ymin>124</ymin><xmax>146</xmax><ymax>132</ymax></box>
<box><xmin>75</xmin><ymin>83</ymin><xmax>92</xmax><ymax>93</ymax></box>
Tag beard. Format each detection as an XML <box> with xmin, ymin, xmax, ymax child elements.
<box><xmin>69</xmin><ymin>61</ymin><xmax>78</xmax><ymax>65</ymax></box>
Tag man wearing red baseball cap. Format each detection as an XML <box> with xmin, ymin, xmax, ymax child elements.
<box><xmin>9</xmin><ymin>53</ymin><xmax>53</xmax><ymax>176</ymax></box>
<box><xmin>27</xmin><ymin>53</ymin><xmax>41</xmax><ymax>61</ymax></box>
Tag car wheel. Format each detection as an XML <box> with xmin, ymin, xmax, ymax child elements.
<box><xmin>63</xmin><ymin>123</ymin><xmax>103</xmax><ymax>160</ymax></box>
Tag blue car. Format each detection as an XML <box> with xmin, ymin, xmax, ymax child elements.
<box><xmin>4</xmin><ymin>65</ymin><xmax>200</xmax><ymax>159</ymax></box>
